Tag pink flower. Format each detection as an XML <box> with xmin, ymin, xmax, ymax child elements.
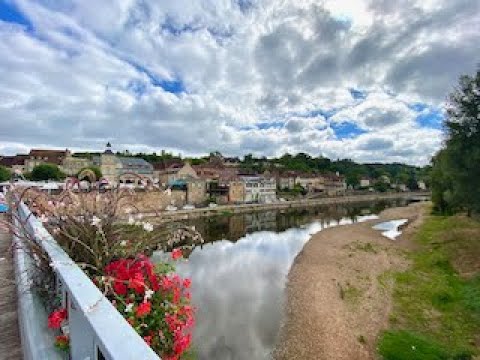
<box><xmin>183</xmin><ymin>278</ymin><xmax>191</xmax><ymax>289</ymax></box>
<box><xmin>143</xmin><ymin>335</ymin><xmax>152</xmax><ymax>346</ymax></box>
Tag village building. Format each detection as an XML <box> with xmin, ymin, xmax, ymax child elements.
<box><xmin>92</xmin><ymin>143</ymin><xmax>153</xmax><ymax>185</ymax></box>
<box><xmin>324</xmin><ymin>173</ymin><xmax>347</xmax><ymax>196</ymax></box>
<box><xmin>61</xmin><ymin>153</ymin><xmax>91</xmax><ymax>176</ymax></box>
<box><xmin>169</xmin><ymin>178</ymin><xmax>207</xmax><ymax>205</ymax></box>
<box><xmin>0</xmin><ymin>155</ymin><xmax>29</xmax><ymax>174</ymax></box>
<box><xmin>208</xmin><ymin>176</ymin><xmax>246</xmax><ymax>204</ymax></box>
<box><xmin>276</xmin><ymin>171</ymin><xmax>297</xmax><ymax>190</ymax></box>
<box><xmin>359</xmin><ymin>177</ymin><xmax>372</xmax><ymax>188</ymax></box>
<box><xmin>295</xmin><ymin>173</ymin><xmax>325</xmax><ymax>193</ymax></box>
<box><xmin>241</xmin><ymin>176</ymin><xmax>277</xmax><ymax>204</ymax></box>
<box><xmin>25</xmin><ymin>149</ymin><xmax>70</xmax><ymax>173</ymax></box>
<box><xmin>154</xmin><ymin>161</ymin><xmax>198</xmax><ymax>186</ymax></box>
<box><xmin>417</xmin><ymin>180</ymin><xmax>427</xmax><ymax>190</ymax></box>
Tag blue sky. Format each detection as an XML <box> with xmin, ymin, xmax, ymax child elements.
<box><xmin>0</xmin><ymin>0</ymin><xmax>478</xmax><ymax>165</ymax></box>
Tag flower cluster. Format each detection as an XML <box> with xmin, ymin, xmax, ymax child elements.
<box><xmin>98</xmin><ymin>251</ymin><xmax>194</xmax><ymax>359</ymax></box>
<box><xmin>47</xmin><ymin>308</ymin><xmax>70</xmax><ymax>351</ymax></box>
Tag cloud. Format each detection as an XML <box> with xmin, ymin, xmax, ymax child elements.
<box><xmin>0</xmin><ymin>0</ymin><xmax>478</xmax><ymax>165</ymax></box>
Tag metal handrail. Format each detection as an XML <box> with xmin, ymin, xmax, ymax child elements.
<box><xmin>16</xmin><ymin>202</ymin><xmax>159</xmax><ymax>360</ymax></box>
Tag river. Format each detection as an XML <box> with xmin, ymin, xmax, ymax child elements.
<box><xmin>151</xmin><ymin>199</ymin><xmax>408</xmax><ymax>359</ymax></box>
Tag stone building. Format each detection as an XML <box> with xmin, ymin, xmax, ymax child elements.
<box><xmin>0</xmin><ymin>155</ymin><xmax>28</xmax><ymax>174</ymax></box>
<box><xmin>154</xmin><ymin>161</ymin><xmax>198</xmax><ymax>186</ymax></box>
<box><xmin>241</xmin><ymin>176</ymin><xmax>277</xmax><ymax>203</ymax></box>
<box><xmin>25</xmin><ymin>149</ymin><xmax>70</xmax><ymax>173</ymax></box>
<box><xmin>92</xmin><ymin>143</ymin><xmax>153</xmax><ymax>185</ymax></box>
<box><xmin>61</xmin><ymin>153</ymin><xmax>91</xmax><ymax>176</ymax></box>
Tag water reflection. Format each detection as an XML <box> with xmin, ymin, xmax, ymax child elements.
<box><xmin>152</xmin><ymin>200</ymin><xmax>406</xmax><ymax>360</ymax></box>
<box><xmin>373</xmin><ymin>219</ymin><xmax>409</xmax><ymax>239</ymax></box>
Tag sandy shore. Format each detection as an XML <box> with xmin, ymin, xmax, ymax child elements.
<box><xmin>273</xmin><ymin>202</ymin><xmax>426</xmax><ymax>360</ymax></box>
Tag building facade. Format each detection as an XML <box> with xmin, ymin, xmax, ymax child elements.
<box><xmin>241</xmin><ymin>176</ymin><xmax>277</xmax><ymax>203</ymax></box>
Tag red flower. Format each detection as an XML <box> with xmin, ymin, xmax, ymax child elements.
<box><xmin>171</xmin><ymin>249</ymin><xmax>183</xmax><ymax>260</ymax></box>
<box><xmin>136</xmin><ymin>301</ymin><xmax>151</xmax><ymax>317</ymax></box>
<box><xmin>113</xmin><ymin>280</ymin><xmax>127</xmax><ymax>295</ymax></box>
<box><xmin>129</xmin><ymin>272</ymin><xmax>146</xmax><ymax>294</ymax></box>
<box><xmin>143</xmin><ymin>335</ymin><xmax>152</xmax><ymax>346</ymax></box>
<box><xmin>48</xmin><ymin>308</ymin><xmax>67</xmax><ymax>329</ymax></box>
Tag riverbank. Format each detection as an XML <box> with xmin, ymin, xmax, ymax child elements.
<box><xmin>273</xmin><ymin>202</ymin><xmax>426</xmax><ymax>360</ymax></box>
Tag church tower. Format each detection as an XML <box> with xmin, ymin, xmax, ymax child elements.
<box><xmin>100</xmin><ymin>142</ymin><xmax>119</xmax><ymax>185</ymax></box>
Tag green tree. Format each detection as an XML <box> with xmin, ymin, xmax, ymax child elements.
<box><xmin>30</xmin><ymin>164</ymin><xmax>65</xmax><ymax>181</ymax></box>
<box><xmin>77</xmin><ymin>166</ymin><xmax>102</xmax><ymax>182</ymax></box>
<box><xmin>431</xmin><ymin>68</ymin><xmax>480</xmax><ymax>215</ymax></box>
<box><xmin>0</xmin><ymin>166</ymin><xmax>11</xmax><ymax>182</ymax></box>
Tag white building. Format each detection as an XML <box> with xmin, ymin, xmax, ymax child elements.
<box><xmin>241</xmin><ymin>176</ymin><xmax>277</xmax><ymax>204</ymax></box>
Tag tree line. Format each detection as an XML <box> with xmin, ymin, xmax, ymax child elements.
<box><xmin>431</xmin><ymin>68</ymin><xmax>480</xmax><ymax>215</ymax></box>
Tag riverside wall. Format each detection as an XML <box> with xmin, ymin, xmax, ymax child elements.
<box><xmin>139</xmin><ymin>192</ymin><xmax>430</xmax><ymax>223</ymax></box>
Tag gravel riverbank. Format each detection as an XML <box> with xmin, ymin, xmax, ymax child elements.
<box><xmin>273</xmin><ymin>202</ymin><xmax>426</xmax><ymax>360</ymax></box>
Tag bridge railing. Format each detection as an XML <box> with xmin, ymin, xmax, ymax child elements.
<box><xmin>14</xmin><ymin>201</ymin><xmax>160</xmax><ymax>360</ymax></box>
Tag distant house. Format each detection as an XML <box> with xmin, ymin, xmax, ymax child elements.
<box><xmin>359</xmin><ymin>177</ymin><xmax>371</xmax><ymax>188</ymax></box>
<box><xmin>118</xmin><ymin>157</ymin><xmax>154</xmax><ymax>183</ymax></box>
<box><xmin>295</xmin><ymin>173</ymin><xmax>325</xmax><ymax>193</ymax></box>
<box><xmin>208</xmin><ymin>176</ymin><xmax>246</xmax><ymax>204</ymax></box>
<box><xmin>61</xmin><ymin>153</ymin><xmax>91</xmax><ymax>176</ymax></box>
<box><xmin>276</xmin><ymin>171</ymin><xmax>297</xmax><ymax>190</ymax></box>
<box><xmin>417</xmin><ymin>180</ymin><xmax>427</xmax><ymax>190</ymax></box>
<box><xmin>154</xmin><ymin>161</ymin><xmax>197</xmax><ymax>185</ymax></box>
<box><xmin>324</xmin><ymin>173</ymin><xmax>347</xmax><ymax>195</ymax></box>
<box><xmin>0</xmin><ymin>155</ymin><xmax>29</xmax><ymax>174</ymax></box>
<box><xmin>169</xmin><ymin>178</ymin><xmax>207</xmax><ymax>205</ymax></box>
<box><xmin>241</xmin><ymin>176</ymin><xmax>277</xmax><ymax>204</ymax></box>
<box><xmin>25</xmin><ymin>149</ymin><xmax>70</xmax><ymax>172</ymax></box>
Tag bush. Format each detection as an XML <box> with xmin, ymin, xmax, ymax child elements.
<box><xmin>0</xmin><ymin>165</ymin><xmax>11</xmax><ymax>182</ymax></box>
<box><xmin>30</xmin><ymin>163</ymin><xmax>65</xmax><ymax>181</ymax></box>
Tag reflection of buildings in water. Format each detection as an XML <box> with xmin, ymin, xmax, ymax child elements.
<box><xmin>244</xmin><ymin>212</ymin><xmax>277</xmax><ymax>233</ymax></box>
<box><xmin>171</xmin><ymin>199</ymin><xmax>408</xmax><ymax>246</ymax></box>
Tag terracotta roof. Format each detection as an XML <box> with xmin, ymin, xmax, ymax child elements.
<box><xmin>152</xmin><ymin>159</ymin><xmax>183</xmax><ymax>171</ymax></box>
<box><xmin>0</xmin><ymin>155</ymin><xmax>28</xmax><ymax>167</ymax></box>
<box><xmin>29</xmin><ymin>149</ymin><xmax>69</xmax><ymax>165</ymax></box>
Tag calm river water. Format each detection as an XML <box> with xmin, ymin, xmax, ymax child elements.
<box><xmin>152</xmin><ymin>199</ymin><xmax>407</xmax><ymax>359</ymax></box>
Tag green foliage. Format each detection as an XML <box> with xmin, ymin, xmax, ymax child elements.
<box><xmin>30</xmin><ymin>164</ymin><xmax>65</xmax><ymax>181</ymax></box>
<box><xmin>77</xmin><ymin>166</ymin><xmax>102</xmax><ymax>181</ymax></box>
<box><xmin>431</xmin><ymin>68</ymin><xmax>480</xmax><ymax>215</ymax></box>
<box><xmin>377</xmin><ymin>214</ymin><xmax>480</xmax><ymax>358</ymax></box>
<box><xmin>374</xmin><ymin>180</ymin><xmax>389</xmax><ymax>193</ymax></box>
<box><xmin>0</xmin><ymin>165</ymin><xmax>11</xmax><ymax>182</ymax></box>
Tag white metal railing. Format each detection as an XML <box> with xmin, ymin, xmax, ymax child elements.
<box><xmin>15</xmin><ymin>202</ymin><xmax>160</xmax><ymax>360</ymax></box>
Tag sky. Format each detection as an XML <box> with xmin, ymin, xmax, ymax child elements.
<box><xmin>0</xmin><ymin>0</ymin><xmax>479</xmax><ymax>165</ymax></box>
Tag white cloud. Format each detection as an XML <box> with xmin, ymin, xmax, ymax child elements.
<box><xmin>0</xmin><ymin>0</ymin><xmax>478</xmax><ymax>165</ymax></box>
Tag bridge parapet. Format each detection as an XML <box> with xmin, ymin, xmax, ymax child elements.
<box><xmin>14</xmin><ymin>201</ymin><xmax>160</xmax><ymax>360</ymax></box>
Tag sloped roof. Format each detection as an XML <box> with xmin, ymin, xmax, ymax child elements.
<box><xmin>29</xmin><ymin>149</ymin><xmax>69</xmax><ymax>165</ymax></box>
<box><xmin>0</xmin><ymin>155</ymin><xmax>28</xmax><ymax>167</ymax></box>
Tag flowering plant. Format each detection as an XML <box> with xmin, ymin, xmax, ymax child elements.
<box><xmin>47</xmin><ymin>308</ymin><xmax>70</xmax><ymax>351</ymax></box>
<box><xmin>96</xmin><ymin>250</ymin><xmax>194</xmax><ymax>359</ymax></box>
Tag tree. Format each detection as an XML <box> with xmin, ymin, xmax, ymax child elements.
<box><xmin>30</xmin><ymin>164</ymin><xmax>65</xmax><ymax>181</ymax></box>
<box><xmin>0</xmin><ymin>166</ymin><xmax>11</xmax><ymax>182</ymax></box>
<box><xmin>431</xmin><ymin>68</ymin><xmax>480</xmax><ymax>215</ymax></box>
<box><xmin>77</xmin><ymin>166</ymin><xmax>102</xmax><ymax>182</ymax></box>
